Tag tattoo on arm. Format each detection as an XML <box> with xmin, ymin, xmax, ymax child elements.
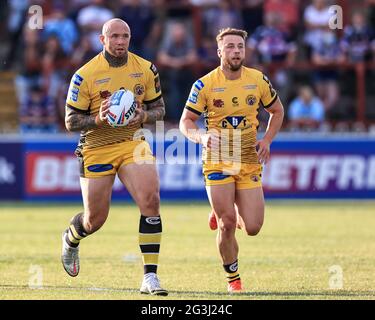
<box><xmin>144</xmin><ymin>97</ymin><xmax>166</xmax><ymax>124</ymax></box>
<box><xmin>65</xmin><ymin>105</ymin><xmax>97</xmax><ymax>132</ymax></box>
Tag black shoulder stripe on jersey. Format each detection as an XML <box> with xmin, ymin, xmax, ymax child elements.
<box><xmin>150</xmin><ymin>63</ymin><xmax>158</xmax><ymax>76</ymax></box>
<box><xmin>185</xmin><ymin>106</ymin><xmax>202</xmax><ymax>116</ymax></box>
<box><xmin>143</xmin><ymin>94</ymin><xmax>162</xmax><ymax>104</ymax></box>
<box><xmin>262</xmin><ymin>95</ymin><xmax>278</xmax><ymax>109</ymax></box>
<box><xmin>66</xmin><ymin>104</ymin><xmax>90</xmax><ymax>114</ymax></box>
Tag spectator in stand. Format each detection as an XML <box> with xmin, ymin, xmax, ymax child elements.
<box><xmin>118</xmin><ymin>0</ymin><xmax>155</xmax><ymax>56</ymax></box>
<box><xmin>241</xmin><ymin>0</ymin><xmax>264</xmax><ymax>34</ymax></box>
<box><xmin>247</xmin><ymin>11</ymin><xmax>297</xmax><ymax>102</ymax></box>
<box><xmin>43</xmin><ymin>4</ymin><xmax>79</xmax><ymax>55</ymax></box>
<box><xmin>70</xmin><ymin>35</ymin><xmax>97</xmax><ymax>70</ymax></box>
<box><xmin>19</xmin><ymin>84</ymin><xmax>58</xmax><ymax>133</ymax></box>
<box><xmin>59</xmin><ymin>34</ymin><xmax>98</xmax><ymax>127</ymax></box>
<box><xmin>150</xmin><ymin>0</ymin><xmax>168</xmax><ymax>20</ymax></box>
<box><xmin>141</xmin><ymin>0</ymin><xmax>168</xmax><ymax>61</ymax></box>
<box><xmin>0</xmin><ymin>2</ymin><xmax>8</xmax><ymax>43</ymax></box>
<box><xmin>0</xmin><ymin>1</ymin><xmax>8</xmax><ymax>30</ymax></box>
<box><xmin>247</xmin><ymin>12</ymin><xmax>297</xmax><ymax>65</ymax></box>
<box><xmin>197</xmin><ymin>36</ymin><xmax>218</xmax><ymax>74</ymax></box>
<box><xmin>367</xmin><ymin>0</ymin><xmax>375</xmax><ymax>30</ymax></box>
<box><xmin>142</xmin><ymin>19</ymin><xmax>164</xmax><ymax>62</ymax></box>
<box><xmin>165</xmin><ymin>0</ymin><xmax>192</xmax><ymax>20</ymax></box>
<box><xmin>340</xmin><ymin>11</ymin><xmax>375</xmax><ymax>63</ymax></box>
<box><xmin>41</xmin><ymin>34</ymin><xmax>68</xmax><ymax>103</ymax></box>
<box><xmin>0</xmin><ymin>2</ymin><xmax>8</xmax><ymax>67</ymax></box>
<box><xmin>264</xmin><ymin>0</ymin><xmax>299</xmax><ymax>36</ymax></box>
<box><xmin>3</xmin><ymin>0</ymin><xmax>29</xmax><ymax>69</ymax></box>
<box><xmin>76</xmin><ymin>0</ymin><xmax>114</xmax><ymax>52</ymax></box>
<box><xmin>14</xmin><ymin>25</ymin><xmax>43</xmax><ymax>106</ymax></box>
<box><xmin>288</xmin><ymin>85</ymin><xmax>325</xmax><ymax>131</ymax></box>
<box><xmin>66</xmin><ymin>0</ymin><xmax>93</xmax><ymax>22</ymax></box>
<box><xmin>303</xmin><ymin>0</ymin><xmax>334</xmax><ymax>57</ymax></box>
<box><xmin>157</xmin><ymin>20</ymin><xmax>197</xmax><ymax>121</ymax></box>
<box><xmin>202</xmin><ymin>0</ymin><xmax>243</xmax><ymax>38</ymax></box>
<box><xmin>311</xmin><ymin>30</ymin><xmax>345</xmax><ymax>113</ymax></box>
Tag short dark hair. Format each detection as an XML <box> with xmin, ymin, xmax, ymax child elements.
<box><xmin>216</xmin><ymin>28</ymin><xmax>248</xmax><ymax>44</ymax></box>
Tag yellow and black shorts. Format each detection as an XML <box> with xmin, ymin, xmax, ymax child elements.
<box><xmin>203</xmin><ymin>162</ymin><xmax>263</xmax><ymax>189</ymax></box>
<box><xmin>78</xmin><ymin>140</ymin><xmax>154</xmax><ymax>178</ymax></box>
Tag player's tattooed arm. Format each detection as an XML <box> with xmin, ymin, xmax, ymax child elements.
<box><xmin>65</xmin><ymin>106</ymin><xmax>97</xmax><ymax>132</ymax></box>
<box><xmin>143</xmin><ymin>97</ymin><xmax>166</xmax><ymax>124</ymax></box>
<box><xmin>65</xmin><ymin>100</ymin><xmax>110</xmax><ymax>131</ymax></box>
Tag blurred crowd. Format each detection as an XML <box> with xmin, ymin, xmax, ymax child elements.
<box><xmin>1</xmin><ymin>0</ymin><xmax>375</xmax><ymax>133</ymax></box>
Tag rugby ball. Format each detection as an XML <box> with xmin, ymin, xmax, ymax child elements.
<box><xmin>106</xmin><ymin>89</ymin><xmax>137</xmax><ymax>127</ymax></box>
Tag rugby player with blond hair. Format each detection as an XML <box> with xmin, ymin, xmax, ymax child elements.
<box><xmin>180</xmin><ymin>28</ymin><xmax>284</xmax><ymax>293</ymax></box>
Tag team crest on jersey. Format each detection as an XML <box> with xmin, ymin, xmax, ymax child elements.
<box><xmin>213</xmin><ymin>99</ymin><xmax>224</xmax><ymax>108</ymax></box>
<box><xmin>232</xmin><ymin>97</ymin><xmax>239</xmax><ymax>107</ymax></box>
<box><xmin>134</xmin><ymin>84</ymin><xmax>145</xmax><ymax>96</ymax></box>
<box><xmin>246</xmin><ymin>94</ymin><xmax>257</xmax><ymax>106</ymax></box>
<box><xmin>100</xmin><ymin>90</ymin><xmax>111</xmax><ymax>99</ymax></box>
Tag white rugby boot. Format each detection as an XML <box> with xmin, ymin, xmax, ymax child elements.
<box><xmin>61</xmin><ymin>231</ymin><xmax>80</xmax><ymax>277</ymax></box>
<box><xmin>140</xmin><ymin>272</ymin><xmax>168</xmax><ymax>296</ymax></box>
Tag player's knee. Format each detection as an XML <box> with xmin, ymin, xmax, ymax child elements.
<box><xmin>139</xmin><ymin>191</ymin><xmax>160</xmax><ymax>213</ymax></box>
<box><xmin>245</xmin><ymin>222</ymin><xmax>263</xmax><ymax>236</ymax></box>
<box><xmin>219</xmin><ymin>214</ymin><xmax>237</xmax><ymax>233</ymax></box>
<box><xmin>84</xmin><ymin>213</ymin><xmax>108</xmax><ymax>234</ymax></box>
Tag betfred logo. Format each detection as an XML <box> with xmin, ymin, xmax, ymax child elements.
<box><xmin>26</xmin><ymin>153</ymin><xmax>80</xmax><ymax>194</ymax></box>
<box><xmin>263</xmin><ymin>154</ymin><xmax>375</xmax><ymax>192</ymax></box>
<box><xmin>25</xmin><ymin>152</ymin><xmax>126</xmax><ymax>195</ymax></box>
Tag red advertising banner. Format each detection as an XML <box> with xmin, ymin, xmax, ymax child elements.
<box><xmin>25</xmin><ymin>152</ymin><xmax>80</xmax><ymax>194</ymax></box>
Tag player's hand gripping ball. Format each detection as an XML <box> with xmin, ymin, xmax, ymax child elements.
<box><xmin>106</xmin><ymin>89</ymin><xmax>137</xmax><ymax>127</ymax></box>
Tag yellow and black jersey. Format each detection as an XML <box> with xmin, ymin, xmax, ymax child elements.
<box><xmin>185</xmin><ymin>66</ymin><xmax>278</xmax><ymax>164</ymax></box>
<box><xmin>66</xmin><ymin>51</ymin><xmax>162</xmax><ymax>150</ymax></box>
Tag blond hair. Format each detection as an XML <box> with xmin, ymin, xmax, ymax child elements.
<box><xmin>216</xmin><ymin>28</ymin><xmax>248</xmax><ymax>44</ymax></box>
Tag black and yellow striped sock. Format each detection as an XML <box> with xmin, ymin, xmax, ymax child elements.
<box><xmin>223</xmin><ymin>260</ymin><xmax>240</xmax><ymax>283</ymax></box>
<box><xmin>139</xmin><ymin>215</ymin><xmax>162</xmax><ymax>274</ymax></box>
<box><xmin>65</xmin><ymin>213</ymin><xmax>88</xmax><ymax>248</ymax></box>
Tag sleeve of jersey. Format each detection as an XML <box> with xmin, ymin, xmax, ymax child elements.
<box><xmin>184</xmin><ymin>80</ymin><xmax>206</xmax><ymax>116</ymax></box>
<box><xmin>66</xmin><ymin>72</ymin><xmax>90</xmax><ymax>112</ymax></box>
<box><xmin>259</xmin><ymin>73</ymin><xmax>278</xmax><ymax>109</ymax></box>
<box><xmin>143</xmin><ymin>63</ymin><xmax>162</xmax><ymax>104</ymax></box>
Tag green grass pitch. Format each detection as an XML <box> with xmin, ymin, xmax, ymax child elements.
<box><xmin>0</xmin><ymin>201</ymin><xmax>374</xmax><ymax>300</ymax></box>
